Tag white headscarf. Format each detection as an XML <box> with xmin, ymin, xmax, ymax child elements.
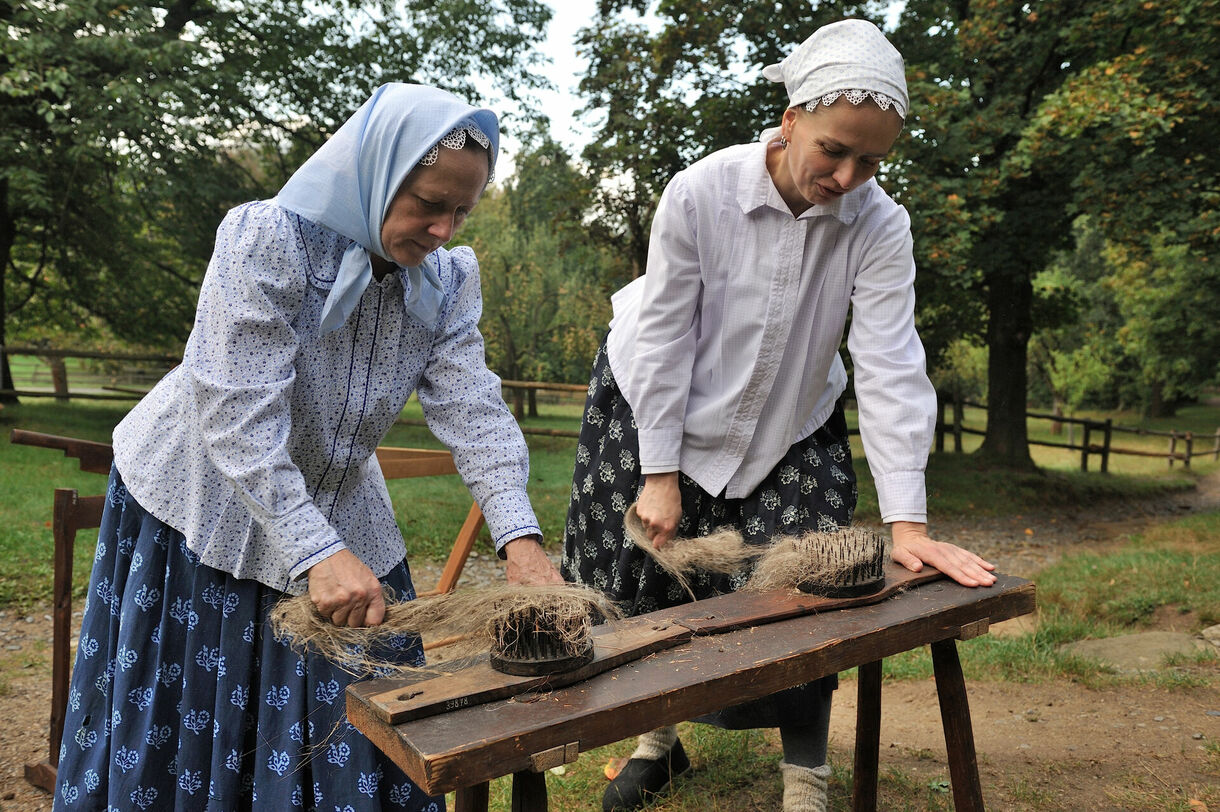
<box><xmin>275</xmin><ymin>83</ymin><xmax>499</xmax><ymax>333</ymax></box>
<box><xmin>762</xmin><ymin>19</ymin><xmax>909</xmax><ymax>118</ymax></box>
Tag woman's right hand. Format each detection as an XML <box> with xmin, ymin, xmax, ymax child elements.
<box><xmin>306</xmin><ymin>548</ymin><xmax>386</xmax><ymax>627</ymax></box>
<box><xmin>636</xmin><ymin>472</ymin><xmax>683</xmax><ymax>548</ymax></box>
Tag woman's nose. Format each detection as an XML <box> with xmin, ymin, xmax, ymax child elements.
<box><xmin>833</xmin><ymin>161</ymin><xmax>858</xmax><ymax>191</ymax></box>
<box><xmin>429</xmin><ymin>214</ymin><xmax>456</xmax><ymax>242</ymax></box>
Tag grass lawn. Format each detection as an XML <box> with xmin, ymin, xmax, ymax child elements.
<box><xmin>1</xmin><ymin>395</ymin><xmax>1216</xmax><ymax>607</ymax></box>
<box><xmin>2</xmin><ymin>395</ymin><xmax>1218</xmax><ymax>810</ymax></box>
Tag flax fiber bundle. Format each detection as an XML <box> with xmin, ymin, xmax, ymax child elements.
<box><xmin>270</xmin><ymin>582</ymin><xmax>621</xmax><ymax>676</ymax></box>
<box><xmin>623</xmin><ymin>504</ymin><xmax>754</xmax><ymax>598</ymax></box>
<box><xmin>624</xmin><ymin>502</ymin><xmax>888</xmax><ymax>595</ymax></box>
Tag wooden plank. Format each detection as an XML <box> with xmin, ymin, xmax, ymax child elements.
<box><xmin>9</xmin><ymin>429</ymin><xmax>114</xmax><ymax>474</ymax></box>
<box><xmin>347</xmin><ymin>574</ymin><xmax>1035</xmax><ymax>794</ymax></box>
<box><xmin>359</xmin><ymin>616</ymin><xmax>696</xmax><ymax>723</ymax></box>
<box><xmin>375</xmin><ymin>447</ymin><xmax>460</xmax><ymax>479</ymax></box>
<box><xmin>358</xmin><ymin>565</ymin><xmax>942</xmax><ymax>724</ymax></box>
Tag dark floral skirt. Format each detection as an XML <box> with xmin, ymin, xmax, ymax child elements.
<box><xmin>53</xmin><ymin>466</ymin><xmax>443</xmax><ymax>812</ymax></box>
<box><xmin>562</xmin><ymin>340</ymin><xmax>857</xmax><ymax>728</ymax></box>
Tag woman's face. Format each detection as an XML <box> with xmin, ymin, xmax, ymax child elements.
<box><xmin>772</xmin><ymin>100</ymin><xmax>903</xmax><ymax>215</ymax></box>
<box><xmin>380</xmin><ymin>144</ymin><xmax>488</xmax><ymax>268</ymax></box>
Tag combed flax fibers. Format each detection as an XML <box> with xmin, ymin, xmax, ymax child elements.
<box><xmin>270</xmin><ymin>583</ymin><xmax>621</xmax><ymax>675</ymax></box>
<box><xmin>623</xmin><ymin>504</ymin><xmax>755</xmax><ymax>598</ymax></box>
<box><xmin>625</xmin><ymin>503</ymin><xmax>888</xmax><ymax>594</ymax></box>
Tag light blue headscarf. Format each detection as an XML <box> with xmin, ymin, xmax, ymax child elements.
<box><xmin>275</xmin><ymin>83</ymin><xmax>499</xmax><ymax>333</ymax></box>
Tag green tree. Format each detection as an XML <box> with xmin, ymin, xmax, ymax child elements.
<box><xmin>463</xmin><ymin>189</ymin><xmax>612</xmax><ymax>413</ymax></box>
<box><xmin>462</xmin><ymin>132</ymin><xmax>618</xmax><ymax>409</ymax></box>
<box><xmin>1104</xmin><ymin>234</ymin><xmax>1220</xmax><ymax>417</ymax></box>
<box><xmin>1</xmin><ymin>0</ymin><xmax>551</xmax><ymax>399</ymax></box>
<box><xmin>891</xmin><ymin>0</ymin><xmax>1220</xmax><ymax>467</ymax></box>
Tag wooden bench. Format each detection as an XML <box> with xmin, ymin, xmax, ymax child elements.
<box><xmin>347</xmin><ymin>569</ymin><xmax>1036</xmax><ymax>812</ymax></box>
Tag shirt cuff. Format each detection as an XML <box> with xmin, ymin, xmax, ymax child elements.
<box><xmin>873</xmin><ymin>470</ymin><xmax>927</xmax><ymax>524</ymax></box>
<box><xmin>271</xmin><ymin>503</ymin><xmax>347</xmax><ymax>584</ymax></box>
<box><xmin>636</xmin><ymin>425</ymin><xmax>684</xmax><ymax>472</ymax></box>
<box><xmin>482</xmin><ymin>489</ymin><xmax>543</xmax><ymax>557</ymax></box>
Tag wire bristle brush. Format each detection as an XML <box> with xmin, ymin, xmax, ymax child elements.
<box><xmin>744</xmin><ymin>526</ymin><xmax>889</xmax><ymax>598</ymax></box>
<box><xmin>489</xmin><ymin>600</ymin><xmax>598</xmax><ymax>676</ymax></box>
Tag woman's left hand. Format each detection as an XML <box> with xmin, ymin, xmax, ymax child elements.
<box><xmin>503</xmin><ymin>537</ymin><xmax>564</xmax><ymax>585</ymax></box>
<box><xmin>889</xmin><ymin>521</ymin><xmax>997</xmax><ymax>588</ymax></box>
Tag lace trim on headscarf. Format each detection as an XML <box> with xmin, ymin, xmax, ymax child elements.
<box><xmin>804</xmin><ymin>89</ymin><xmax>903</xmax><ymax>116</ymax></box>
<box><xmin>419</xmin><ymin>125</ymin><xmax>495</xmax><ymax>181</ymax></box>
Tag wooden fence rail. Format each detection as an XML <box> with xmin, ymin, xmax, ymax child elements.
<box><xmin>8</xmin><ymin>349</ymin><xmax>1215</xmax><ymax>466</ymax></box>
<box><xmin>937</xmin><ymin>397</ymin><xmax>1219</xmax><ymax>471</ymax></box>
<box><xmin>0</xmin><ymin>347</ymin><xmax>591</xmax><ymax>422</ymax></box>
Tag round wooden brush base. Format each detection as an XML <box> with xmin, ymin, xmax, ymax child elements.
<box><xmin>489</xmin><ymin>640</ymin><xmax>595</xmax><ymax>676</ymax></box>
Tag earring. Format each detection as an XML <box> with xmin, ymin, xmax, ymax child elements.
<box><xmin>778</xmin><ymin>134</ymin><xmax>789</xmax><ymax>149</ymax></box>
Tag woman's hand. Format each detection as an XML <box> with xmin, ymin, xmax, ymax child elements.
<box><xmin>636</xmin><ymin>472</ymin><xmax>683</xmax><ymax>548</ymax></box>
<box><xmin>889</xmin><ymin>521</ymin><xmax>997</xmax><ymax>588</ymax></box>
<box><xmin>503</xmin><ymin>537</ymin><xmax>564</xmax><ymax>585</ymax></box>
<box><xmin>306</xmin><ymin>548</ymin><xmax>386</xmax><ymax>627</ymax></box>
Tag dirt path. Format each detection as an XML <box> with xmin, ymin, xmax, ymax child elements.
<box><xmin>2</xmin><ymin>475</ymin><xmax>1218</xmax><ymax>811</ymax></box>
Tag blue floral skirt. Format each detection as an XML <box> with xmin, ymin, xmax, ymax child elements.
<box><xmin>562</xmin><ymin>340</ymin><xmax>857</xmax><ymax>728</ymax></box>
<box><xmin>53</xmin><ymin>467</ymin><xmax>443</xmax><ymax>812</ymax></box>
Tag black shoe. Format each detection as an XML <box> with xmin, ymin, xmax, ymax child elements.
<box><xmin>602</xmin><ymin>738</ymin><xmax>692</xmax><ymax>811</ymax></box>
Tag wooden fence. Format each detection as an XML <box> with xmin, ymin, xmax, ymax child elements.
<box><xmin>1</xmin><ymin>347</ymin><xmax>588</xmax><ymax>437</ymax></box>
<box><xmin>1</xmin><ymin>346</ymin><xmax>179</xmax><ymax>401</ymax></box>
<box><xmin>936</xmin><ymin>397</ymin><xmax>1220</xmax><ymax>471</ymax></box>
<box><xmin>8</xmin><ymin>348</ymin><xmax>1215</xmax><ymax>461</ymax></box>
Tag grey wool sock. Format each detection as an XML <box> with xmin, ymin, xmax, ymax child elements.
<box><xmin>781</xmin><ymin>761</ymin><xmax>831</xmax><ymax>812</ymax></box>
<box><xmin>629</xmin><ymin>725</ymin><xmax>678</xmax><ymax>761</ymax></box>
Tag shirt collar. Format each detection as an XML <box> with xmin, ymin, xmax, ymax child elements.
<box><xmin>737</xmin><ymin>140</ymin><xmax>866</xmax><ymax>225</ymax></box>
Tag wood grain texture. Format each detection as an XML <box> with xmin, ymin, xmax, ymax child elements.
<box><xmin>348</xmin><ymin>572</ymin><xmax>1035</xmax><ymax>795</ymax></box>
<box><xmin>356</xmin><ymin>564</ymin><xmax>943</xmax><ymax>725</ymax></box>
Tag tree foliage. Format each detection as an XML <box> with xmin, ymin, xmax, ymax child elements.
<box><xmin>463</xmin><ymin>132</ymin><xmax>616</xmax><ymax>394</ymax></box>
<box><xmin>1</xmin><ymin>0</ymin><xmax>550</xmax><ymax>396</ymax></box>
<box><xmin>574</xmin><ymin>0</ymin><xmax>1220</xmax><ymax>467</ymax></box>
<box><xmin>889</xmin><ymin>0</ymin><xmax>1220</xmax><ymax>467</ymax></box>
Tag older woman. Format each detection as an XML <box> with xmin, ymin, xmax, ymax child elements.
<box><xmin>54</xmin><ymin>83</ymin><xmax>559</xmax><ymax>812</ymax></box>
<box><xmin>562</xmin><ymin>21</ymin><xmax>995</xmax><ymax>812</ymax></box>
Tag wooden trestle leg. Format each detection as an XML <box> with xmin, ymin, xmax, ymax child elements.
<box><xmin>454</xmin><ymin>781</ymin><xmax>490</xmax><ymax>812</ymax></box>
<box><xmin>852</xmin><ymin>659</ymin><xmax>883</xmax><ymax>811</ymax></box>
<box><xmin>931</xmin><ymin>639</ymin><xmax>986</xmax><ymax>811</ymax></box>
<box><xmin>510</xmin><ymin>768</ymin><xmax>548</xmax><ymax>811</ymax></box>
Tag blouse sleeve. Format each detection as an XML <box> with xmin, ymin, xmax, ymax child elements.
<box><xmin>185</xmin><ymin>205</ymin><xmax>345</xmax><ymax>580</ymax></box>
<box><xmin>415</xmin><ymin>247</ymin><xmax>542</xmax><ymax>553</ymax></box>
<box><xmin>846</xmin><ymin>203</ymin><xmax>937</xmax><ymax>524</ymax></box>
<box><xmin>625</xmin><ymin>173</ymin><xmax>704</xmax><ymax>473</ymax></box>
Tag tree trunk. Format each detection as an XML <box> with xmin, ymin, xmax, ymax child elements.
<box><xmin>978</xmin><ymin>271</ymin><xmax>1036</xmax><ymax>470</ymax></box>
<box><xmin>1050</xmin><ymin>399</ymin><xmax>1064</xmax><ymax>436</ymax></box>
<box><xmin>1146</xmin><ymin>381</ymin><xmax>1175</xmax><ymax>418</ymax></box>
<box><xmin>0</xmin><ymin>182</ymin><xmax>18</xmax><ymax>404</ymax></box>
